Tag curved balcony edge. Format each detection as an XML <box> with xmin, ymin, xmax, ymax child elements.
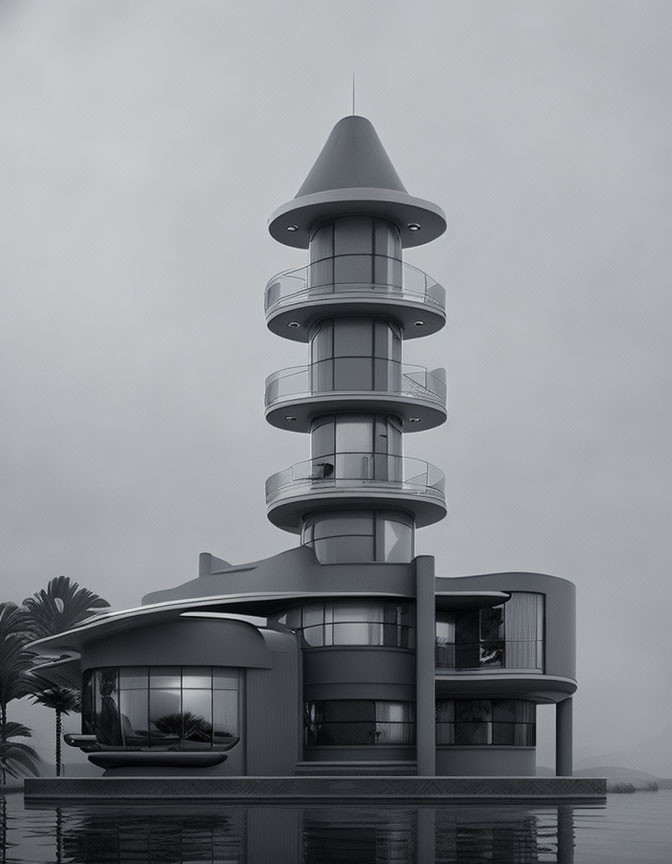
<box><xmin>265</xmin><ymin>393</ymin><xmax>447</xmax><ymax>433</ymax></box>
<box><xmin>434</xmin><ymin>673</ymin><xmax>577</xmax><ymax>705</ymax></box>
<box><xmin>266</xmin><ymin>454</ymin><xmax>446</xmax><ymax>533</ymax></box>
<box><xmin>264</xmin><ymin>364</ymin><xmax>446</xmax><ymax>432</ymax></box>
<box><xmin>267</xmin><ymin>489</ymin><xmax>447</xmax><ymax>534</ymax></box>
<box><xmin>264</xmin><ymin>256</ymin><xmax>445</xmax><ymax>342</ymax></box>
<box><xmin>266</xmin><ymin>294</ymin><xmax>446</xmax><ymax>342</ymax></box>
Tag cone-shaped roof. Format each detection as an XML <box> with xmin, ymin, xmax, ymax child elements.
<box><xmin>295</xmin><ymin>115</ymin><xmax>407</xmax><ymax>198</ymax></box>
<box><xmin>268</xmin><ymin>114</ymin><xmax>446</xmax><ymax>249</ymax></box>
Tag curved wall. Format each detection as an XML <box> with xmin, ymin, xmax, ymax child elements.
<box><xmin>436</xmin><ymin>747</ymin><xmax>536</xmax><ymax>776</ymax></box>
<box><xmin>81</xmin><ymin>618</ymin><xmax>272</xmax><ymax>671</ymax></box>
<box><xmin>437</xmin><ymin>572</ymin><xmax>576</xmax><ymax>682</ymax></box>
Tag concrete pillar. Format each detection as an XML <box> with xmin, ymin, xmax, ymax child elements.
<box><xmin>415</xmin><ymin>555</ymin><xmax>436</xmax><ymax>776</ymax></box>
<box><xmin>555</xmin><ymin>697</ymin><xmax>573</xmax><ymax>776</ymax></box>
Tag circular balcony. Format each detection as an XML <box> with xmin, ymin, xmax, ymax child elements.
<box><xmin>266</xmin><ymin>453</ymin><xmax>446</xmax><ymax>533</ymax></box>
<box><xmin>265</xmin><ymin>360</ymin><xmax>447</xmax><ymax>432</ymax></box>
<box><xmin>265</xmin><ymin>255</ymin><xmax>445</xmax><ymax>342</ymax></box>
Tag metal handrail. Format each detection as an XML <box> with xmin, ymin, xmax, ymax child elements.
<box><xmin>265</xmin><ymin>359</ymin><xmax>446</xmax><ymax>407</ymax></box>
<box><xmin>434</xmin><ymin>640</ymin><xmax>544</xmax><ymax>672</ymax></box>
<box><xmin>266</xmin><ymin>452</ymin><xmax>445</xmax><ymax>502</ymax></box>
<box><xmin>265</xmin><ymin>254</ymin><xmax>445</xmax><ymax>313</ymax></box>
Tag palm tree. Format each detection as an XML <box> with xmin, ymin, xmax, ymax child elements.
<box><xmin>0</xmin><ymin>603</ymin><xmax>34</xmax><ymax>720</ymax></box>
<box><xmin>0</xmin><ymin>721</ymin><xmax>40</xmax><ymax>787</ymax></box>
<box><xmin>22</xmin><ymin>576</ymin><xmax>110</xmax><ymax>638</ymax></box>
<box><xmin>21</xmin><ymin>577</ymin><xmax>109</xmax><ymax>776</ymax></box>
<box><xmin>28</xmin><ymin>679</ymin><xmax>80</xmax><ymax>777</ymax></box>
<box><xmin>0</xmin><ymin>603</ymin><xmax>35</xmax><ymax>786</ymax></box>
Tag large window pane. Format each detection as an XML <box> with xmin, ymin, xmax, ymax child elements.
<box><xmin>376</xmin><ymin>723</ymin><xmax>413</xmax><ymax>744</ymax></box>
<box><xmin>378</xmin><ymin>517</ymin><xmax>413</xmax><ymax>562</ymax></box>
<box><xmin>302</xmin><ymin>625</ymin><xmax>325</xmax><ymax>647</ymax></box>
<box><xmin>150</xmin><ymin>667</ymin><xmax>180</xmax><ymax>689</ymax></box>
<box><xmin>304</xmin><ymin>701</ymin><xmax>415</xmax><ymax>747</ymax></box>
<box><xmin>302</xmin><ymin>605</ymin><xmax>324</xmax><ymax>627</ymax></box>
<box><xmin>81</xmin><ymin>666</ymin><xmax>240</xmax><ymax>751</ymax></box>
<box><xmin>333</xmin><ymin>621</ymin><xmax>378</xmax><ymax>645</ymax></box>
<box><xmin>183</xmin><ymin>667</ymin><xmax>212</xmax><ymax>689</ymax></box>
<box><xmin>436</xmin><ymin>700</ymin><xmax>536</xmax><ymax>748</ymax></box>
<box><xmin>455</xmin><ymin>722</ymin><xmax>491</xmax><ymax>745</ymax></box>
<box><xmin>213</xmin><ymin>671</ymin><xmax>239</xmax><ymax>691</ymax></box>
<box><xmin>118</xmin><ymin>690</ymin><xmax>149</xmax><ymax>746</ymax></box>
<box><xmin>119</xmin><ymin>667</ymin><xmax>148</xmax><ymax>689</ymax></box>
<box><xmin>311</xmin><ymin>513</ymin><xmax>374</xmax><ymax>539</ymax></box>
<box><xmin>456</xmin><ymin>701</ymin><xmax>492</xmax><ymax>723</ymax></box>
<box><xmin>149</xmin><ymin>688</ymin><xmax>181</xmax><ymax>743</ymax></box>
<box><xmin>95</xmin><ymin>668</ymin><xmax>121</xmax><ymax>747</ymax></box>
<box><xmin>314</xmin><ymin>536</ymin><xmax>374</xmax><ymax>562</ymax></box>
<box><xmin>182</xmin><ymin>690</ymin><xmax>212</xmax><ymax>741</ymax></box>
<box><xmin>324</xmin><ymin>701</ymin><xmax>375</xmax><ymax>723</ymax></box>
<box><xmin>334</xmin><ymin>416</ymin><xmax>373</xmax><ymax>453</ymax></box>
<box><xmin>310</xmin><ymin>416</ymin><xmax>335</xmax><ymax>459</ymax></box>
<box><xmin>213</xmin><ymin>690</ymin><xmax>238</xmax><ymax>741</ymax></box>
<box><xmin>333</xmin><ymin>319</ymin><xmax>373</xmax><ymax>358</ymax></box>
<box><xmin>82</xmin><ymin>673</ymin><xmax>94</xmax><ymax>735</ymax></box>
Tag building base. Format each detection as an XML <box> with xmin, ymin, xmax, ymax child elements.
<box><xmin>24</xmin><ymin>775</ymin><xmax>606</xmax><ymax>803</ymax></box>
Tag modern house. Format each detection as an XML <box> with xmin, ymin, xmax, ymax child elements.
<box><xmin>31</xmin><ymin>115</ymin><xmax>576</xmax><ymax>779</ymax></box>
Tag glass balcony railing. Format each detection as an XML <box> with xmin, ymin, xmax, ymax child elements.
<box><xmin>435</xmin><ymin>640</ymin><xmax>544</xmax><ymax>673</ymax></box>
<box><xmin>265</xmin><ymin>452</ymin><xmax>445</xmax><ymax>505</ymax></box>
<box><xmin>265</xmin><ymin>254</ymin><xmax>445</xmax><ymax>314</ymax></box>
<box><xmin>265</xmin><ymin>359</ymin><xmax>446</xmax><ymax>408</ymax></box>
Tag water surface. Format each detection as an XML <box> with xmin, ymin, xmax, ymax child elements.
<box><xmin>2</xmin><ymin>789</ymin><xmax>671</xmax><ymax>863</ymax></box>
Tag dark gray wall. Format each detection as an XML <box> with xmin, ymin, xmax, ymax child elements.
<box><xmin>303</xmin><ymin>648</ymin><xmax>415</xmax><ymax>700</ymax></box>
<box><xmin>436</xmin><ymin>746</ymin><xmax>536</xmax><ymax>776</ymax></box>
<box><xmin>246</xmin><ymin>630</ymin><xmax>300</xmax><ymax>776</ymax></box>
<box><xmin>81</xmin><ymin>618</ymin><xmax>272</xmax><ymax>671</ymax></box>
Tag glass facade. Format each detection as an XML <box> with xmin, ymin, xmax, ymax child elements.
<box><xmin>308</xmin><ymin>217</ymin><xmax>403</xmax><ymax>293</ymax></box>
<box><xmin>304</xmin><ymin>700</ymin><xmax>415</xmax><ymax>746</ymax></box>
<box><xmin>435</xmin><ymin>699</ymin><xmax>536</xmax><ymax>746</ymax></box>
<box><xmin>301</xmin><ymin>510</ymin><xmax>414</xmax><ymax>563</ymax></box>
<box><xmin>435</xmin><ymin>593</ymin><xmax>544</xmax><ymax>672</ymax></box>
<box><xmin>82</xmin><ymin>666</ymin><xmax>239</xmax><ymax>749</ymax></box>
<box><xmin>275</xmin><ymin>600</ymin><xmax>415</xmax><ymax>649</ymax></box>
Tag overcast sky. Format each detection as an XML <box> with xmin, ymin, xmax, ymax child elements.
<box><xmin>1</xmin><ymin>0</ymin><xmax>670</xmax><ymax>774</ymax></box>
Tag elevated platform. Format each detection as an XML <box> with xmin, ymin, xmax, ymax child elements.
<box><xmin>25</xmin><ymin>775</ymin><xmax>606</xmax><ymax>803</ymax></box>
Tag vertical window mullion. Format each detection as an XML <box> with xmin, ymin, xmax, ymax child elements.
<box><xmin>210</xmin><ymin>666</ymin><xmax>214</xmax><ymax>749</ymax></box>
<box><xmin>179</xmin><ymin>667</ymin><xmax>183</xmax><ymax>742</ymax></box>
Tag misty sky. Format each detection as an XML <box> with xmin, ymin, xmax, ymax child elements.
<box><xmin>1</xmin><ymin>0</ymin><xmax>671</xmax><ymax>774</ymax></box>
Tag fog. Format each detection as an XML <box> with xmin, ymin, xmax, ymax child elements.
<box><xmin>1</xmin><ymin>0</ymin><xmax>670</xmax><ymax>774</ymax></box>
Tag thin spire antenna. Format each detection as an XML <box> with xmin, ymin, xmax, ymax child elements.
<box><xmin>352</xmin><ymin>74</ymin><xmax>356</xmax><ymax>115</ymax></box>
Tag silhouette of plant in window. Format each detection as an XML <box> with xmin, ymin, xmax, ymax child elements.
<box><xmin>154</xmin><ymin>712</ymin><xmax>213</xmax><ymax>743</ymax></box>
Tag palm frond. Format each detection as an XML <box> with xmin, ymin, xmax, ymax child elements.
<box><xmin>0</xmin><ymin>740</ymin><xmax>41</xmax><ymax>778</ymax></box>
<box><xmin>22</xmin><ymin>576</ymin><xmax>110</xmax><ymax>638</ymax></box>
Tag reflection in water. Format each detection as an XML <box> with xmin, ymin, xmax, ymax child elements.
<box><xmin>303</xmin><ymin>807</ymin><xmax>416</xmax><ymax>863</ymax></box>
<box><xmin>2</xmin><ymin>795</ymin><xmax>601</xmax><ymax>863</ymax></box>
<box><xmin>61</xmin><ymin>805</ymin><xmax>243</xmax><ymax>863</ymax></box>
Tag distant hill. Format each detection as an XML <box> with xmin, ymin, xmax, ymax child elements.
<box><xmin>574</xmin><ymin>765</ymin><xmax>659</xmax><ymax>784</ymax></box>
<box><xmin>538</xmin><ymin>764</ymin><xmax>666</xmax><ymax>789</ymax></box>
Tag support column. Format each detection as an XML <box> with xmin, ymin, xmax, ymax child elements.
<box><xmin>555</xmin><ymin>697</ymin><xmax>573</xmax><ymax>776</ymax></box>
<box><xmin>415</xmin><ymin>555</ymin><xmax>436</xmax><ymax>777</ymax></box>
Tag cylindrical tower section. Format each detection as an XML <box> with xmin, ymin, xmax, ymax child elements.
<box><xmin>308</xmin><ymin>216</ymin><xmax>402</xmax><ymax>296</ymax></box>
<box><xmin>265</xmin><ymin>115</ymin><xmax>447</xmax><ymax>549</ymax></box>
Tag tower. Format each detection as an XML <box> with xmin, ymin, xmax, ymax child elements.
<box><xmin>28</xmin><ymin>112</ymin><xmax>581</xmax><ymax>789</ymax></box>
<box><xmin>264</xmin><ymin>116</ymin><xmax>448</xmax><ymax>562</ymax></box>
